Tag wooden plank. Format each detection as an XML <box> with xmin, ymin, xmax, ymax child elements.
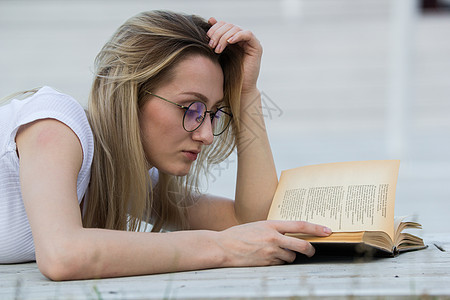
<box><xmin>0</xmin><ymin>233</ymin><xmax>449</xmax><ymax>299</ymax></box>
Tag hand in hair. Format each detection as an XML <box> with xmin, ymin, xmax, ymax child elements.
<box><xmin>205</xmin><ymin>18</ymin><xmax>275</xmax><ymax>224</ymax></box>
<box><xmin>207</xmin><ymin>17</ymin><xmax>262</xmax><ymax>95</ymax></box>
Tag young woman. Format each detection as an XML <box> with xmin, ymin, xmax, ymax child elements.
<box><xmin>0</xmin><ymin>10</ymin><xmax>331</xmax><ymax>280</ymax></box>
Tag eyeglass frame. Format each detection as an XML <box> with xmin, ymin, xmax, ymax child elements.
<box><xmin>145</xmin><ymin>91</ymin><xmax>233</xmax><ymax>136</ymax></box>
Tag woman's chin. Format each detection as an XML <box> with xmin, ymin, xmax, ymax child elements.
<box><xmin>159</xmin><ymin>165</ymin><xmax>191</xmax><ymax>177</ymax></box>
<box><xmin>173</xmin><ymin>170</ymin><xmax>190</xmax><ymax>177</ymax></box>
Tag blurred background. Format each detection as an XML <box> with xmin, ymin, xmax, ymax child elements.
<box><xmin>1</xmin><ymin>0</ymin><xmax>449</xmax><ymax>234</ymax></box>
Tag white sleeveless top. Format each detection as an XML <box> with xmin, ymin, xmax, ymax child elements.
<box><xmin>0</xmin><ymin>86</ymin><xmax>94</xmax><ymax>263</ymax></box>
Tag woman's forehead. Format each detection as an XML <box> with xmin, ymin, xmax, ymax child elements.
<box><xmin>158</xmin><ymin>55</ymin><xmax>224</xmax><ymax>104</ymax></box>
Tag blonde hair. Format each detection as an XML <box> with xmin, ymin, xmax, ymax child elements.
<box><xmin>83</xmin><ymin>11</ymin><xmax>244</xmax><ymax>232</ymax></box>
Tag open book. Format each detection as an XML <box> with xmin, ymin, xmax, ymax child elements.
<box><xmin>268</xmin><ymin>160</ymin><xmax>425</xmax><ymax>256</ymax></box>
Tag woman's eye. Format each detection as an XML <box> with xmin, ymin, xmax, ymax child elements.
<box><xmin>186</xmin><ymin>102</ymin><xmax>205</xmax><ymax>114</ymax></box>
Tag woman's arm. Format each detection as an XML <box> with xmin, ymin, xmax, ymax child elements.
<box><xmin>17</xmin><ymin>119</ymin><xmax>330</xmax><ymax>281</ymax></box>
<box><xmin>206</xmin><ymin>19</ymin><xmax>277</xmax><ymax>223</ymax></box>
<box><xmin>234</xmin><ymin>89</ymin><xmax>277</xmax><ymax>223</ymax></box>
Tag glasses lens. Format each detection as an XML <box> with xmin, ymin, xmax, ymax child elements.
<box><xmin>212</xmin><ymin>106</ymin><xmax>232</xmax><ymax>136</ymax></box>
<box><xmin>183</xmin><ymin>101</ymin><xmax>206</xmax><ymax>132</ymax></box>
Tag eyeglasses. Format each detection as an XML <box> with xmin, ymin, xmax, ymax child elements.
<box><xmin>145</xmin><ymin>91</ymin><xmax>233</xmax><ymax>136</ymax></box>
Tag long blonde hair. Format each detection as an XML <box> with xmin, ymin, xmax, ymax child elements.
<box><xmin>83</xmin><ymin>11</ymin><xmax>244</xmax><ymax>232</ymax></box>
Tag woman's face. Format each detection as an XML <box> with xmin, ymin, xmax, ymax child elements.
<box><xmin>139</xmin><ymin>54</ymin><xmax>224</xmax><ymax>176</ymax></box>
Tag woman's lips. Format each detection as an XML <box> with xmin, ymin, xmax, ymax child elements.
<box><xmin>183</xmin><ymin>151</ymin><xmax>199</xmax><ymax>161</ymax></box>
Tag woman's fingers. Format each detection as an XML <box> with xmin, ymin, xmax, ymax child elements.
<box><xmin>208</xmin><ymin>17</ymin><xmax>218</xmax><ymax>26</ymax></box>
<box><xmin>270</xmin><ymin>220</ymin><xmax>332</xmax><ymax>258</ymax></box>
<box><xmin>226</xmin><ymin>30</ymin><xmax>253</xmax><ymax>44</ymax></box>
<box><xmin>207</xmin><ymin>19</ymin><xmax>247</xmax><ymax>54</ymax></box>
<box><xmin>210</xmin><ymin>24</ymin><xmax>235</xmax><ymax>52</ymax></box>
<box><xmin>276</xmin><ymin>248</ymin><xmax>298</xmax><ymax>263</ymax></box>
<box><xmin>214</xmin><ymin>26</ymin><xmax>241</xmax><ymax>53</ymax></box>
<box><xmin>206</xmin><ymin>19</ymin><xmax>225</xmax><ymax>46</ymax></box>
<box><xmin>270</xmin><ymin>220</ymin><xmax>332</xmax><ymax>236</ymax></box>
<box><xmin>278</xmin><ymin>234</ymin><xmax>316</xmax><ymax>258</ymax></box>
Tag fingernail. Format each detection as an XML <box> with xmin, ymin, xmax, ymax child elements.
<box><xmin>227</xmin><ymin>37</ymin><xmax>235</xmax><ymax>43</ymax></box>
<box><xmin>323</xmin><ymin>227</ymin><xmax>332</xmax><ymax>234</ymax></box>
<box><xmin>209</xmin><ymin>39</ymin><xmax>214</xmax><ymax>47</ymax></box>
<box><xmin>215</xmin><ymin>44</ymin><xmax>222</xmax><ymax>53</ymax></box>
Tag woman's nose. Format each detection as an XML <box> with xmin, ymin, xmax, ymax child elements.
<box><xmin>192</xmin><ymin>115</ymin><xmax>214</xmax><ymax>145</ymax></box>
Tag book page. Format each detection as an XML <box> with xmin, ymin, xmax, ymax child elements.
<box><xmin>268</xmin><ymin>160</ymin><xmax>399</xmax><ymax>240</ymax></box>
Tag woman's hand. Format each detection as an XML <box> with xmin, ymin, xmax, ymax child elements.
<box><xmin>207</xmin><ymin>17</ymin><xmax>262</xmax><ymax>95</ymax></box>
<box><xmin>216</xmin><ymin>220</ymin><xmax>332</xmax><ymax>266</ymax></box>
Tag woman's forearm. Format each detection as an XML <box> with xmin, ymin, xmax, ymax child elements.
<box><xmin>40</xmin><ymin>228</ymin><xmax>225</xmax><ymax>280</ymax></box>
<box><xmin>234</xmin><ymin>89</ymin><xmax>278</xmax><ymax>223</ymax></box>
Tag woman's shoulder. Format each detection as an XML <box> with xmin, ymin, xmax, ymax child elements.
<box><xmin>1</xmin><ymin>87</ymin><xmax>91</xmax><ymax>146</ymax></box>
<box><xmin>8</xmin><ymin>86</ymin><xmax>92</xmax><ymax>147</ymax></box>
<box><xmin>21</xmin><ymin>86</ymin><xmax>86</xmax><ymax>114</ymax></box>
<box><xmin>2</xmin><ymin>86</ymin><xmax>87</xmax><ymax>123</ymax></box>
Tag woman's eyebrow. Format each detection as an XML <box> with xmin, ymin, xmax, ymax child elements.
<box><xmin>180</xmin><ymin>91</ymin><xmax>223</xmax><ymax>106</ymax></box>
